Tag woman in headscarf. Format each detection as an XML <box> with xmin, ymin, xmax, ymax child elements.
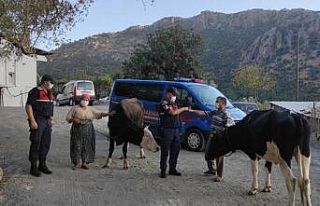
<box><xmin>66</xmin><ymin>93</ymin><xmax>112</xmax><ymax>170</ymax></box>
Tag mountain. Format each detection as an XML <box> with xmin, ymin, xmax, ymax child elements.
<box><xmin>38</xmin><ymin>9</ymin><xmax>320</xmax><ymax>100</ymax></box>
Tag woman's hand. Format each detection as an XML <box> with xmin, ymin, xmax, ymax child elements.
<box><xmin>72</xmin><ymin>117</ymin><xmax>82</xmax><ymax>124</ymax></box>
<box><xmin>49</xmin><ymin>118</ymin><xmax>55</xmax><ymax>126</ymax></box>
<box><xmin>30</xmin><ymin>120</ymin><xmax>38</xmax><ymax>130</ymax></box>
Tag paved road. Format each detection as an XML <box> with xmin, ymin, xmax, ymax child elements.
<box><xmin>0</xmin><ymin>106</ymin><xmax>319</xmax><ymax>206</ymax></box>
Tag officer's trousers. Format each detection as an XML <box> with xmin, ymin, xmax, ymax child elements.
<box><xmin>160</xmin><ymin>128</ymin><xmax>180</xmax><ymax>172</ymax></box>
<box><xmin>29</xmin><ymin>117</ymin><xmax>52</xmax><ymax>163</ymax></box>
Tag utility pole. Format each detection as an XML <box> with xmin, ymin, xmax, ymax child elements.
<box><xmin>296</xmin><ymin>30</ymin><xmax>300</xmax><ymax>101</ymax></box>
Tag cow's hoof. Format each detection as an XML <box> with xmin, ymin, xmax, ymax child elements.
<box><xmin>123</xmin><ymin>159</ymin><xmax>129</xmax><ymax>169</ymax></box>
<box><xmin>139</xmin><ymin>155</ymin><xmax>146</xmax><ymax>159</ymax></box>
<box><xmin>247</xmin><ymin>188</ymin><xmax>258</xmax><ymax>195</ymax></box>
<box><xmin>102</xmin><ymin>158</ymin><xmax>112</xmax><ymax>168</ymax></box>
<box><xmin>261</xmin><ymin>186</ymin><xmax>272</xmax><ymax>193</ymax></box>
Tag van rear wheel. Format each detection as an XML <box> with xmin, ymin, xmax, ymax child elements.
<box><xmin>184</xmin><ymin>128</ymin><xmax>206</xmax><ymax>152</ymax></box>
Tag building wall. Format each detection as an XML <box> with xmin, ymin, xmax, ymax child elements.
<box><xmin>1</xmin><ymin>55</ymin><xmax>37</xmax><ymax>107</ymax></box>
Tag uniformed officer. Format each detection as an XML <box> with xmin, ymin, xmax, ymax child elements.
<box><xmin>159</xmin><ymin>87</ymin><xmax>189</xmax><ymax>178</ymax></box>
<box><xmin>26</xmin><ymin>74</ymin><xmax>55</xmax><ymax>177</ymax></box>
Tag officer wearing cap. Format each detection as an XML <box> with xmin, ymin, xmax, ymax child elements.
<box><xmin>25</xmin><ymin>74</ymin><xmax>55</xmax><ymax>177</ymax></box>
<box><xmin>158</xmin><ymin>87</ymin><xmax>189</xmax><ymax>178</ymax></box>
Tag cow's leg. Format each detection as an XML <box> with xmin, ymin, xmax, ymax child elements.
<box><xmin>301</xmin><ymin>154</ymin><xmax>312</xmax><ymax>206</ymax></box>
<box><xmin>123</xmin><ymin>141</ymin><xmax>129</xmax><ymax>169</ymax></box>
<box><xmin>140</xmin><ymin>147</ymin><xmax>146</xmax><ymax>159</ymax></box>
<box><xmin>102</xmin><ymin>138</ymin><xmax>115</xmax><ymax>168</ymax></box>
<box><xmin>120</xmin><ymin>143</ymin><xmax>129</xmax><ymax>159</ymax></box>
<box><xmin>248</xmin><ymin>159</ymin><xmax>259</xmax><ymax>195</ymax></box>
<box><xmin>294</xmin><ymin>148</ymin><xmax>305</xmax><ymax>205</ymax></box>
<box><xmin>279</xmin><ymin>160</ymin><xmax>296</xmax><ymax>206</ymax></box>
<box><xmin>262</xmin><ymin>161</ymin><xmax>272</xmax><ymax>192</ymax></box>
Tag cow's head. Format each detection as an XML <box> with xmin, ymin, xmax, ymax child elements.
<box><xmin>140</xmin><ymin>126</ymin><xmax>160</xmax><ymax>152</ymax></box>
<box><xmin>205</xmin><ymin>130</ymin><xmax>233</xmax><ymax>160</ymax></box>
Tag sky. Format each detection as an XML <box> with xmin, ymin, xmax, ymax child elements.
<box><xmin>43</xmin><ymin>0</ymin><xmax>320</xmax><ymax>49</ymax></box>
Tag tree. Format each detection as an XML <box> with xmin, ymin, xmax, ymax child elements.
<box><xmin>0</xmin><ymin>0</ymin><xmax>93</xmax><ymax>54</ymax></box>
<box><xmin>122</xmin><ymin>26</ymin><xmax>204</xmax><ymax>80</ymax></box>
<box><xmin>233</xmin><ymin>64</ymin><xmax>276</xmax><ymax>100</ymax></box>
<box><xmin>91</xmin><ymin>74</ymin><xmax>113</xmax><ymax>99</ymax></box>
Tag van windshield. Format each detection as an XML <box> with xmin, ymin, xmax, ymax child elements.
<box><xmin>77</xmin><ymin>82</ymin><xmax>93</xmax><ymax>90</ymax></box>
<box><xmin>188</xmin><ymin>84</ymin><xmax>233</xmax><ymax>108</ymax></box>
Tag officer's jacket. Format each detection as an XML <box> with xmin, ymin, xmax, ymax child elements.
<box><xmin>159</xmin><ymin>100</ymin><xmax>181</xmax><ymax>128</ymax></box>
<box><xmin>26</xmin><ymin>87</ymin><xmax>54</xmax><ymax>119</ymax></box>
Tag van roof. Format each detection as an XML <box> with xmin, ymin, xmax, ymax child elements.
<box><xmin>65</xmin><ymin>80</ymin><xmax>93</xmax><ymax>84</ymax></box>
<box><xmin>114</xmin><ymin>79</ymin><xmax>204</xmax><ymax>86</ymax></box>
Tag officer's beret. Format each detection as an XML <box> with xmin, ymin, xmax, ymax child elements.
<box><xmin>167</xmin><ymin>87</ymin><xmax>178</xmax><ymax>96</ymax></box>
<box><xmin>40</xmin><ymin>74</ymin><xmax>55</xmax><ymax>84</ymax></box>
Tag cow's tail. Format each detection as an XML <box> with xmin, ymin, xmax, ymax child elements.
<box><xmin>293</xmin><ymin>114</ymin><xmax>311</xmax><ymax>158</ymax></box>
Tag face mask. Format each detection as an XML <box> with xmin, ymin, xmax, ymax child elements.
<box><xmin>80</xmin><ymin>100</ymin><xmax>89</xmax><ymax>107</ymax></box>
<box><xmin>46</xmin><ymin>82</ymin><xmax>54</xmax><ymax>90</ymax></box>
<box><xmin>215</xmin><ymin>102</ymin><xmax>219</xmax><ymax>109</ymax></box>
<box><xmin>171</xmin><ymin>96</ymin><xmax>177</xmax><ymax>103</ymax></box>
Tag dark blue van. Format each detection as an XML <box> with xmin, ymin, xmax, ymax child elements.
<box><xmin>109</xmin><ymin>79</ymin><xmax>246</xmax><ymax>152</ymax></box>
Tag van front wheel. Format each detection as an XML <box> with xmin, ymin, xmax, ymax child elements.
<box><xmin>69</xmin><ymin>98</ymin><xmax>74</xmax><ymax>106</ymax></box>
<box><xmin>184</xmin><ymin>128</ymin><xmax>206</xmax><ymax>152</ymax></box>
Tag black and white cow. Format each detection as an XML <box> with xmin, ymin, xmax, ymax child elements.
<box><xmin>206</xmin><ymin>110</ymin><xmax>311</xmax><ymax>206</ymax></box>
<box><xmin>103</xmin><ymin>98</ymin><xmax>159</xmax><ymax>169</ymax></box>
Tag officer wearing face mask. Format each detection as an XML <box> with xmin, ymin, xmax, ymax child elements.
<box><xmin>158</xmin><ymin>87</ymin><xmax>189</xmax><ymax>178</ymax></box>
<box><xmin>26</xmin><ymin>74</ymin><xmax>55</xmax><ymax>177</ymax></box>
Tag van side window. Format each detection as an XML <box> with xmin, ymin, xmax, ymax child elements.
<box><xmin>114</xmin><ymin>83</ymin><xmax>164</xmax><ymax>102</ymax></box>
<box><xmin>66</xmin><ymin>84</ymin><xmax>72</xmax><ymax>94</ymax></box>
<box><xmin>114</xmin><ymin>83</ymin><xmax>135</xmax><ymax>98</ymax></box>
<box><xmin>135</xmin><ymin>84</ymin><xmax>164</xmax><ymax>102</ymax></box>
<box><xmin>175</xmin><ymin>87</ymin><xmax>190</xmax><ymax>106</ymax></box>
<box><xmin>176</xmin><ymin>87</ymin><xmax>200</xmax><ymax>109</ymax></box>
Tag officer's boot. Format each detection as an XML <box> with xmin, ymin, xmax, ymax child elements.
<box><xmin>30</xmin><ymin>162</ymin><xmax>41</xmax><ymax>177</ymax></box>
<box><xmin>38</xmin><ymin>161</ymin><xmax>52</xmax><ymax>174</ymax></box>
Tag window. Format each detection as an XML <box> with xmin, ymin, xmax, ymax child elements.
<box><xmin>65</xmin><ymin>84</ymin><xmax>73</xmax><ymax>94</ymax></box>
<box><xmin>188</xmin><ymin>84</ymin><xmax>232</xmax><ymax>108</ymax></box>
<box><xmin>114</xmin><ymin>82</ymin><xmax>164</xmax><ymax>102</ymax></box>
<box><xmin>175</xmin><ymin>87</ymin><xmax>190</xmax><ymax>106</ymax></box>
<box><xmin>61</xmin><ymin>86</ymin><xmax>66</xmax><ymax>94</ymax></box>
<box><xmin>77</xmin><ymin>82</ymin><xmax>93</xmax><ymax>90</ymax></box>
<box><xmin>114</xmin><ymin>83</ymin><xmax>135</xmax><ymax>98</ymax></box>
<box><xmin>175</xmin><ymin>87</ymin><xmax>200</xmax><ymax>109</ymax></box>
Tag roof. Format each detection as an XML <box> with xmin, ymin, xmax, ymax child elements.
<box><xmin>115</xmin><ymin>79</ymin><xmax>204</xmax><ymax>86</ymax></box>
<box><xmin>12</xmin><ymin>42</ymin><xmax>53</xmax><ymax>56</ymax></box>
<box><xmin>270</xmin><ymin>101</ymin><xmax>320</xmax><ymax>117</ymax></box>
<box><xmin>0</xmin><ymin>36</ymin><xmax>52</xmax><ymax>56</ymax></box>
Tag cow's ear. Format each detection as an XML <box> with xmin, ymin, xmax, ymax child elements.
<box><xmin>145</xmin><ymin>125</ymin><xmax>150</xmax><ymax>129</ymax></box>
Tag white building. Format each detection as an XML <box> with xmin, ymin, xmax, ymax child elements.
<box><xmin>0</xmin><ymin>39</ymin><xmax>51</xmax><ymax>107</ymax></box>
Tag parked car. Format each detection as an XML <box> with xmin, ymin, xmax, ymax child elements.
<box><xmin>232</xmin><ymin>102</ymin><xmax>259</xmax><ymax>114</ymax></box>
<box><xmin>109</xmin><ymin>79</ymin><xmax>246</xmax><ymax>152</ymax></box>
<box><xmin>56</xmin><ymin>80</ymin><xmax>95</xmax><ymax>106</ymax></box>
<box><xmin>98</xmin><ymin>96</ymin><xmax>110</xmax><ymax>104</ymax></box>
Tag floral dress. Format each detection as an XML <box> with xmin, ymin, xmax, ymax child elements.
<box><xmin>66</xmin><ymin>106</ymin><xmax>103</xmax><ymax>165</ymax></box>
